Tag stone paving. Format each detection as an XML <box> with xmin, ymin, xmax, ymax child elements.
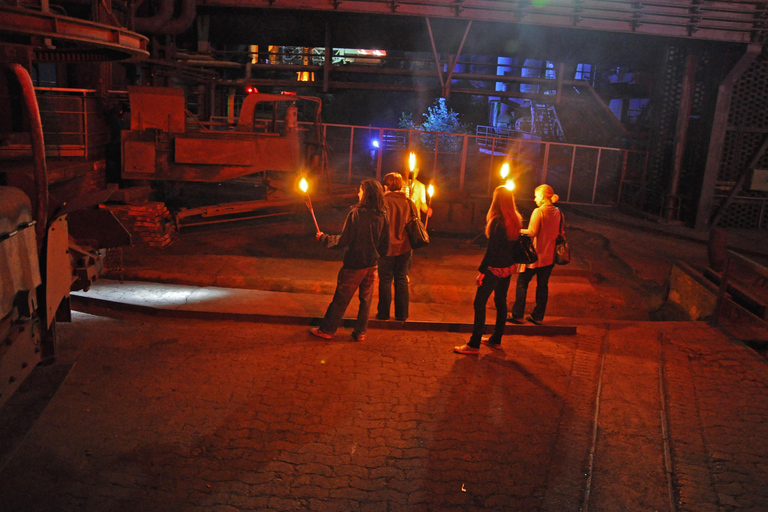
<box><xmin>1</xmin><ymin>309</ymin><xmax>767</xmax><ymax>512</ymax></box>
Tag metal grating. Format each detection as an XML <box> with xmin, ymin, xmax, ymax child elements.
<box><xmin>644</xmin><ymin>46</ymin><xmax>687</xmax><ymax>213</ymax></box>
<box><xmin>716</xmin><ymin>50</ymin><xmax>768</xmax><ymax>230</ymax></box>
<box><xmin>713</xmin><ymin>196</ymin><xmax>768</xmax><ymax>229</ymax></box>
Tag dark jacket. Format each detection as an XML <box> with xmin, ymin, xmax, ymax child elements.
<box><xmin>383</xmin><ymin>191</ymin><xmax>414</xmax><ymax>257</ymax></box>
<box><xmin>478</xmin><ymin>218</ymin><xmax>517</xmax><ymax>273</ymax></box>
<box><xmin>319</xmin><ymin>206</ymin><xmax>390</xmax><ymax>269</ymax></box>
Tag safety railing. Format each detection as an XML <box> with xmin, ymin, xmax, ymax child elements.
<box><xmin>319</xmin><ymin>123</ymin><xmax>649</xmax><ymax>206</ymax></box>
<box><xmin>714</xmin><ymin>250</ymin><xmax>768</xmax><ymax>341</ymax></box>
<box><xmin>34</xmin><ymin>88</ymin><xmax>109</xmax><ymax>159</ymax></box>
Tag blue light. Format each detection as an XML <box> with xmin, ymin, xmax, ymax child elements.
<box><xmin>371</xmin><ymin>139</ymin><xmax>380</xmax><ymax>149</ymax></box>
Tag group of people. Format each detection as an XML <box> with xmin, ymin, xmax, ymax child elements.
<box><xmin>308</xmin><ymin>170</ymin><xmax>564</xmax><ymax>354</ymax></box>
<box><xmin>309</xmin><ymin>169</ymin><xmax>430</xmax><ymax>342</ymax></box>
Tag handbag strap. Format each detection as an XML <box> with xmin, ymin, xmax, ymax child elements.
<box><xmin>557</xmin><ymin>207</ymin><xmax>564</xmax><ymax>235</ymax></box>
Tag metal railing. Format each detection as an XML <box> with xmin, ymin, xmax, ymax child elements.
<box><xmin>319</xmin><ymin>123</ymin><xmax>649</xmax><ymax>206</ymax></box>
<box><xmin>714</xmin><ymin>250</ymin><xmax>768</xmax><ymax>337</ymax></box>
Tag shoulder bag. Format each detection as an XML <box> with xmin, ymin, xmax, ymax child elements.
<box><xmin>512</xmin><ymin>234</ymin><xmax>538</xmax><ymax>264</ymax></box>
<box><xmin>405</xmin><ymin>199</ymin><xmax>429</xmax><ymax>250</ymax></box>
<box><xmin>554</xmin><ymin>209</ymin><xmax>571</xmax><ymax>265</ymax></box>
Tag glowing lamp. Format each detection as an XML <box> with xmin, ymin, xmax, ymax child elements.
<box><xmin>245</xmin><ymin>85</ymin><xmax>258</xmax><ymax>94</ymax></box>
<box><xmin>372</xmin><ymin>139</ymin><xmax>380</xmax><ymax>149</ymax></box>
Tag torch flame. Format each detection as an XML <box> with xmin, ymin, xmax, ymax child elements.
<box><xmin>409</xmin><ymin>152</ymin><xmax>416</xmax><ymax>172</ymax></box>
<box><xmin>427</xmin><ymin>184</ymin><xmax>434</xmax><ymax>197</ymax></box>
<box><xmin>500</xmin><ymin>162</ymin><xmax>510</xmax><ymax>180</ymax></box>
<box><xmin>299</xmin><ymin>177</ymin><xmax>308</xmax><ymax>193</ymax></box>
<box><xmin>504</xmin><ymin>179</ymin><xmax>515</xmax><ymax>191</ymax></box>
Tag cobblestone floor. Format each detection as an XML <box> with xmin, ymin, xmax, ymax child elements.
<box><xmin>1</xmin><ymin>311</ymin><xmax>766</xmax><ymax>512</ymax></box>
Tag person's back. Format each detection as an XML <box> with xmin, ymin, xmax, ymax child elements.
<box><xmin>383</xmin><ymin>191</ymin><xmax>413</xmax><ymax>257</ymax></box>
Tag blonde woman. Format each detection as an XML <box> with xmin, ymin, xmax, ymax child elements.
<box><xmin>508</xmin><ymin>184</ymin><xmax>564</xmax><ymax>325</ymax></box>
<box><xmin>455</xmin><ymin>186</ymin><xmax>523</xmax><ymax>355</ymax></box>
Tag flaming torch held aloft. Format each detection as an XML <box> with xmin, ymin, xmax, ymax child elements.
<box><xmin>409</xmin><ymin>152</ymin><xmax>416</xmax><ymax>173</ymax></box>
<box><xmin>299</xmin><ymin>177</ymin><xmax>320</xmax><ymax>233</ymax></box>
<box><xmin>424</xmin><ymin>183</ymin><xmax>435</xmax><ymax>229</ymax></box>
<box><xmin>500</xmin><ymin>162</ymin><xmax>515</xmax><ymax>191</ymax></box>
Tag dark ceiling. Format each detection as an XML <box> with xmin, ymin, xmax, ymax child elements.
<box><xmin>203</xmin><ymin>8</ymin><xmax>743</xmax><ymax>66</ymax></box>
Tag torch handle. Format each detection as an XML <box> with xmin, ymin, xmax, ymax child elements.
<box><xmin>310</xmin><ymin>208</ymin><xmax>320</xmax><ymax>233</ymax></box>
<box><xmin>305</xmin><ymin>194</ymin><xmax>321</xmax><ymax>233</ymax></box>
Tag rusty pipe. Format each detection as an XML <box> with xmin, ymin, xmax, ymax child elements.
<box><xmin>156</xmin><ymin>0</ymin><xmax>196</xmax><ymax>35</ymax></box>
<box><xmin>8</xmin><ymin>64</ymin><xmax>48</xmax><ymax>246</ymax></box>
<box><xmin>133</xmin><ymin>0</ymin><xmax>174</xmax><ymax>33</ymax></box>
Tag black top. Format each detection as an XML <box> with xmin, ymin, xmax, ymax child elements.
<box><xmin>478</xmin><ymin>218</ymin><xmax>517</xmax><ymax>273</ymax></box>
<box><xmin>319</xmin><ymin>206</ymin><xmax>390</xmax><ymax>269</ymax></box>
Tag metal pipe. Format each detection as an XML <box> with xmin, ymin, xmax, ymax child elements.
<box><xmin>157</xmin><ymin>0</ymin><xmax>196</xmax><ymax>35</ymax></box>
<box><xmin>9</xmin><ymin>64</ymin><xmax>48</xmax><ymax>247</ymax></box>
<box><xmin>133</xmin><ymin>0</ymin><xmax>174</xmax><ymax>33</ymax></box>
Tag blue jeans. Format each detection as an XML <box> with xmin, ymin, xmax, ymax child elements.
<box><xmin>377</xmin><ymin>251</ymin><xmax>412</xmax><ymax>320</ymax></box>
<box><xmin>319</xmin><ymin>266</ymin><xmax>377</xmax><ymax>335</ymax></box>
<box><xmin>469</xmin><ymin>271</ymin><xmax>512</xmax><ymax>348</ymax></box>
<box><xmin>511</xmin><ymin>264</ymin><xmax>555</xmax><ymax>322</ymax></box>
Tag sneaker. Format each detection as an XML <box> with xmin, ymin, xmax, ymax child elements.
<box><xmin>481</xmin><ymin>337</ymin><xmax>503</xmax><ymax>350</ymax></box>
<box><xmin>310</xmin><ymin>327</ymin><xmax>333</xmax><ymax>340</ymax></box>
<box><xmin>454</xmin><ymin>344</ymin><xmax>480</xmax><ymax>355</ymax></box>
<box><xmin>351</xmin><ymin>331</ymin><xmax>366</xmax><ymax>342</ymax></box>
<box><xmin>526</xmin><ymin>316</ymin><xmax>542</xmax><ymax>325</ymax></box>
<box><xmin>506</xmin><ymin>314</ymin><xmax>524</xmax><ymax>324</ymax></box>
<box><xmin>375</xmin><ymin>314</ymin><xmax>390</xmax><ymax>321</ymax></box>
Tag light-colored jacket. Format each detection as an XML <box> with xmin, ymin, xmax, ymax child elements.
<box><xmin>521</xmin><ymin>204</ymin><xmax>564</xmax><ymax>268</ymax></box>
<box><xmin>383</xmin><ymin>191</ymin><xmax>414</xmax><ymax>256</ymax></box>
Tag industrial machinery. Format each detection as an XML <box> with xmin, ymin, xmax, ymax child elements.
<box><xmin>121</xmin><ymin>86</ymin><xmax>330</xmax><ymax>226</ymax></box>
<box><xmin>0</xmin><ymin>65</ymin><xmax>130</xmax><ymax>408</ymax></box>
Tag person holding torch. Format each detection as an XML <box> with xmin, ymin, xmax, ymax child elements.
<box><xmin>310</xmin><ymin>179</ymin><xmax>390</xmax><ymax>342</ymax></box>
<box><xmin>405</xmin><ymin>153</ymin><xmax>432</xmax><ymax>221</ymax></box>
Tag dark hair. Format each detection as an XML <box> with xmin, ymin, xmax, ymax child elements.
<box><xmin>382</xmin><ymin>172</ymin><xmax>404</xmax><ymax>192</ymax></box>
<box><xmin>357</xmin><ymin>179</ymin><xmax>386</xmax><ymax>213</ymax></box>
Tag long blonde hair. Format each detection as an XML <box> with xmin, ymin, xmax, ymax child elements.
<box><xmin>486</xmin><ymin>186</ymin><xmax>523</xmax><ymax>240</ymax></box>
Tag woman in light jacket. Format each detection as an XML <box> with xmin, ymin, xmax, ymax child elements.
<box><xmin>508</xmin><ymin>184</ymin><xmax>564</xmax><ymax>325</ymax></box>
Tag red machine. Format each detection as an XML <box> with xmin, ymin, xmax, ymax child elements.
<box><xmin>121</xmin><ymin>86</ymin><xmax>328</xmax><ymax>226</ymax></box>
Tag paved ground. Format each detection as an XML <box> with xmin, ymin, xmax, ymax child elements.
<box><xmin>2</xmin><ymin>312</ymin><xmax>767</xmax><ymax>512</ymax></box>
<box><xmin>1</xmin><ymin>204</ymin><xmax>767</xmax><ymax>511</ymax></box>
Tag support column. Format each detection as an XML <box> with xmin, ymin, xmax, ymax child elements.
<box><xmin>695</xmin><ymin>44</ymin><xmax>761</xmax><ymax>231</ymax></box>
<box><xmin>664</xmin><ymin>53</ymin><xmax>697</xmax><ymax>220</ymax></box>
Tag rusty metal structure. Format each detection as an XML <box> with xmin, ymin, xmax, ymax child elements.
<box><xmin>120</xmin><ymin>85</ymin><xmax>329</xmax><ymax>225</ymax></box>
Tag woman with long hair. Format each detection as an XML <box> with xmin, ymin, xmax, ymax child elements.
<box><xmin>311</xmin><ymin>179</ymin><xmax>390</xmax><ymax>341</ymax></box>
<box><xmin>454</xmin><ymin>185</ymin><xmax>523</xmax><ymax>354</ymax></box>
<box><xmin>508</xmin><ymin>184</ymin><xmax>563</xmax><ymax>325</ymax></box>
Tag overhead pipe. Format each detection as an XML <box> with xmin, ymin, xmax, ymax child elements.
<box><xmin>132</xmin><ymin>0</ymin><xmax>174</xmax><ymax>33</ymax></box>
<box><xmin>156</xmin><ymin>0</ymin><xmax>196</xmax><ymax>35</ymax></box>
<box><xmin>8</xmin><ymin>64</ymin><xmax>48</xmax><ymax>247</ymax></box>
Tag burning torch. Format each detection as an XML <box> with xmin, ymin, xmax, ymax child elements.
<box><xmin>299</xmin><ymin>177</ymin><xmax>321</xmax><ymax>233</ymax></box>
<box><xmin>500</xmin><ymin>162</ymin><xmax>515</xmax><ymax>191</ymax></box>
<box><xmin>424</xmin><ymin>183</ymin><xmax>435</xmax><ymax>229</ymax></box>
